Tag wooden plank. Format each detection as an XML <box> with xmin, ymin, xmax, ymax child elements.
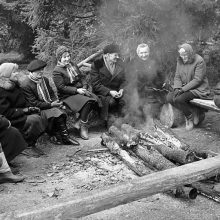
<box><xmin>6</xmin><ymin>155</ymin><xmax>220</xmax><ymax>220</ymax></box>
<box><xmin>190</xmin><ymin>99</ymin><xmax>220</xmax><ymax>113</ymax></box>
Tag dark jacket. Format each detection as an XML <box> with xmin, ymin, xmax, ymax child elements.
<box><xmin>90</xmin><ymin>57</ymin><xmax>126</xmax><ymax>96</ymax></box>
<box><xmin>0</xmin><ymin>78</ymin><xmax>27</xmax><ymax>129</ymax></box>
<box><xmin>53</xmin><ymin>64</ymin><xmax>89</xmax><ymax>100</ymax></box>
<box><xmin>21</xmin><ymin>77</ymin><xmax>57</xmax><ymax>110</ymax></box>
<box><xmin>53</xmin><ymin>64</ymin><xmax>96</xmax><ymax>113</ymax></box>
<box><xmin>127</xmin><ymin>56</ymin><xmax>164</xmax><ymax>100</ymax></box>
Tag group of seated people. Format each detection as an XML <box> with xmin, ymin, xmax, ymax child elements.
<box><xmin>0</xmin><ymin>42</ymin><xmax>211</xmax><ymax>184</ymax></box>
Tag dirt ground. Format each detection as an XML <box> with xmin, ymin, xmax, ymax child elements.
<box><xmin>1</xmin><ymin>111</ymin><xmax>220</xmax><ymax>220</ymax></box>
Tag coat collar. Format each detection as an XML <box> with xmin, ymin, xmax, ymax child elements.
<box><xmin>0</xmin><ymin>77</ymin><xmax>15</xmax><ymax>90</ymax></box>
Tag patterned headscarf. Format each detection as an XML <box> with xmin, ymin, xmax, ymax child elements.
<box><xmin>0</xmin><ymin>63</ymin><xmax>18</xmax><ymax>78</ymax></box>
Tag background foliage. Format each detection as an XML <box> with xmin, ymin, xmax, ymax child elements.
<box><xmin>0</xmin><ymin>0</ymin><xmax>220</xmax><ymax>84</ymax></box>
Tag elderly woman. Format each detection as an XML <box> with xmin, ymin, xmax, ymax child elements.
<box><xmin>0</xmin><ymin>63</ymin><xmax>47</xmax><ymax>157</ymax></box>
<box><xmin>0</xmin><ymin>114</ymin><xmax>27</xmax><ymax>162</ymax></box>
<box><xmin>0</xmin><ymin>144</ymin><xmax>24</xmax><ymax>183</ymax></box>
<box><xmin>53</xmin><ymin>46</ymin><xmax>98</xmax><ymax>140</ymax></box>
<box><xmin>126</xmin><ymin>43</ymin><xmax>164</xmax><ymax>125</ymax></box>
<box><xmin>22</xmin><ymin>59</ymin><xmax>79</xmax><ymax>145</ymax></box>
<box><xmin>166</xmin><ymin>43</ymin><xmax>211</xmax><ymax>130</ymax></box>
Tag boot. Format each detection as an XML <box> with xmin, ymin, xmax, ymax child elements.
<box><xmin>0</xmin><ymin>171</ymin><xmax>24</xmax><ymax>184</ymax></box>
<box><xmin>73</xmin><ymin>118</ymin><xmax>80</xmax><ymax>130</ymax></box>
<box><xmin>59</xmin><ymin>119</ymin><xmax>80</xmax><ymax>145</ymax></box>
<box><xmin>80</xmin><ymin>120</ymin><xmax>89</xmax><ymax>140</ymax></box>
<box><xmin>185</xmin><ymin>114</ymin><xmax>194</xmax><ymax>131</ymax></box>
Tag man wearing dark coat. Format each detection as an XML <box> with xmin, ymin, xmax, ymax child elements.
<box><xmin>90</xmin><ymin>44</ymin><xmax>126</xmax><ymax>125</ymax></box>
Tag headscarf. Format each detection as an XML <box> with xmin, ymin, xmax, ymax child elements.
<box><xmin>178</xmin><ymin>43</ymin><xmax>195</xmax><ymax>63</ymax></box>
<box><xmin>0</xmin><ymin>63</ymin><xmax>18</xmax><ymax>78</ymax></box>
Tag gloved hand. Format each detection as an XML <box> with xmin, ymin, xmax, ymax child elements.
<box><xmin>174</xmin><ymin>88</ymin><xmax>184</xmax><ymax>98</ymax></box>
<box><xmin>28</xmin><ymin>107</ymin><xmax>40</xmax><ymax>114</ymax></box>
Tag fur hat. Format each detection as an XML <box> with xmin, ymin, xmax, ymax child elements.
<box><xmin>103</xmin><ymin>44</ymin><xmax>120</xmax><ymax>54</ymax></box>
<box><xmin>56</xmin><ymin>46</ymin><xmax>70</xmax><ymax>61</ymax></box>
<box><xmin>27</xmin><ymin>60</ymin><xmax>47</xmax><ymax>72</ymax></box>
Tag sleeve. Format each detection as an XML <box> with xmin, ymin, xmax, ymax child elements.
<box><xmin>53</xmin><ymin>70</ymin><xmax>78</xmax><ymax>95</ymax></box>
<box><xmin>90</xmin><ymin>64</ymin><xmax>111</xmax><ymax>96</ymax></box>
<box><xmin>182</xmin><ymin>59</ymin><xmax>206</xmax><ymax>92</ymax></box>
<box><xmin>0</xmin><ymin>115</ymin><xmax>10</xmax><ymax>130</ymax></box>
<box><xmin>173</xmin><ymin>62</ymin><xmax>183</xmax><ymax>89</ymax></box>
<box><xmin>0</xmin><ymin>94</ymin><xmax>25</xmax><ymax>121</ymax></box>
<box><xmin>22</xmin><ymin>84</ymin><xmax>51</xmax><ymax>110</ymax></box>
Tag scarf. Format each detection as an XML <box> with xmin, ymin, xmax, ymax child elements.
<box><xmin>29</xmin><ymin>73</ymin><xmax>52</xmax><ymax>103</ymax></box>
<box><xmin>57</xmin><ymin>61</ymin><xmax>79</xmax><ymax>83</ymax></box>
<box><xmin>103</xmin><ymin>54</ymin><xmax>116</xmax><ymax>75</ymax></box>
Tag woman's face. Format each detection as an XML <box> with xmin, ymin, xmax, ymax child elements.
<box><xmin>179</xmin><ymin>52</ymin><xmax>189</xmax><ymax>64</ymax></box>
<box><xmin>137</xmin><ymin>47</ymin><xmax>150</xmax><ymax>61</ymax></box>
<box><xmin>61</xmin><ymin>52</ymin><xmax>71</xmax><ymax>65</ymax></box>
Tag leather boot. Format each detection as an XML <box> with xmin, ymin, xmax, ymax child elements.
<box><xmin>59</xmin><ymin>119</ymin><xmax>80</xmax><ymax>145</ymax></box>
<box><xmin>80</xmin><ymin>120</ymin><xmax>89</xmax><ymax>140</ymax></box>
<box><xmin>0</xmin><ymin>171</ymin><xmax>24</xmax><ymax>183</ymax></box>
<box><xmin>185</xmin><ymin>114</ymin><xmax>194</xmax><ymax>131</ymax></box>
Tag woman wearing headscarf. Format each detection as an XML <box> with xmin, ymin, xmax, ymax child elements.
<box><xmin>166</xmin><ymin>43</ymin><xmax>211</xmax><ymax>130</ymax></box>
<box><xmin>0</xmin><ymin>143</ymin><xmax>24</xmax><ymax>183</ymax></box>
<box><xmin>0</xmin><ymin>63</ymin><xmax>47</xmax><ymax>157</ymax></box>
<box><xmin>53</xmin><ymin>46</ymin><xmax>99</xmax><ymax>140</ymax></box>
<box><xmin>22</xmin><ymin>59</ymin><xmax>79</xmax><ymax>145</ymax></box>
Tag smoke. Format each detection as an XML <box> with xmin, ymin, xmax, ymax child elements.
<box><xmin>96</xmin><ymin>0</ymin><xmax>207</xmax><ymax>128</ymax></box>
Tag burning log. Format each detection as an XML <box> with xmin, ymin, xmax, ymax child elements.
<box><xmin>101</xmin><ymin>133</ymin><xmax>150</xmax><ymax>176</ymax></box>
<box><xmin>120</xmin><ymin>124</ymin><xmax>193</xmax><ymax>165</ymax></box>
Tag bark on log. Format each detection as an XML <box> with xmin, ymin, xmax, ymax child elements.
<box><xmin>120</xmin><ymin>124</ymin><xmax>192</xmax><ymax>165</ymax></box>
<box><xmin>9</xmin><ymin>155</ymin><xmax>220</xmax><ymax>219</ymax></box>
<box><xmin>77</xmin><ymin>50</ymin><xmax>102</xmax><ymax>68</ymax></box>
<box><xmin>101</xmin><ymin>133</ymin><xmax>149</xmax><ymax>176</ymax></box>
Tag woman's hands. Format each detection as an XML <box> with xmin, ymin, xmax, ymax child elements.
<box><xmin>23</xmin><ymin>107</ymin><xmax>40</xmax><ymax>114</ymax></box>
<box><xmin>77</xmin><ymin>88</ymin><xmax>92</xmax><ymax>97</ymax></box>
<box><xmin>110</xmin><ymin>89</ymin><xmax>123</xmax><ymax>98</ymax></box>
<box><xmin>51</xmin><ymin>100</ymin><xmax>63</xmax><ymax>107</ymax></box>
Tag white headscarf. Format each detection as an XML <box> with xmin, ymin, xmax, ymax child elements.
<box><xmin>0</xmin><ymin>63</ymin><xmax>18</xmax><ymax>78</ymax></box>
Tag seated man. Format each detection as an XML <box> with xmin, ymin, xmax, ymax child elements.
<box><xmin>0</xmin><ymin>63</ymin><xmax>47</xmax><ymax>157</ymax></box>
<box><xmin>0</xmin><ymin>143</ymin><xmax>24</xmax><ymax>183</ymax></box>
<box><xmin>126</xmin><ymin>43</ymin><xmax>165</xmax><ymax>126</ymax></box>
<box><xmin>166</xmin><ymin>43</ymin><xmax>211</xmax><ymax>130</ymax></box>
<box><xmin>0</xmin><ymin>114</ymin><xmax>27</xmax><ymax>162</ymax></box>
<box><xmin>90</xmin><ymin>44</ymin><xmax>126</xmax><ymax>126</ymax></box>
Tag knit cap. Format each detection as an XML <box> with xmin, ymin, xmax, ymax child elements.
<box><xmin>56</xmin><ymin>46</ymin><xmax>70</xmax><ymax>61</ymax></box>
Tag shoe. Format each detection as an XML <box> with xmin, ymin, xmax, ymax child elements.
<box><xmin>185</xmin><ymin>114</ymin><xmax>194</xmax><ymax>131</ymax></box>
<box><xmin>193</xmin><ymin>110</ymin><xmax>200</xmax><ymax>125</ymax></box>
<box><xmin>80</xmin><ymin>120</ymin><xmax>89</xmax><ymax>140</ymax></box>
<box><xmin>62</xmin><ymin>135</ymin><xmax>80</xmax><ymax>146</ymax></box>
<box><xmin>0</xmin><ymin>171</ymin><xmax>24</xmax><ymax>183</ymax></box>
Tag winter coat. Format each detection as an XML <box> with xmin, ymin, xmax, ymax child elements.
<box><xmin>126</xmin><ymin>56</ymin><xmax>164</xmax><ymax>102</ymax></box>
<box><xmin>90</xmin><ymin>57</ymin><xmax>126</xmax><ymax>120</ymax></box>
<box><xmin>53</xmin><ymin>64</ymin><xmax>97</xmax><ymax>113</ymax></box>
<box><xmin>21</xmin><ymin>77</ymin><xmax>57</xmax><ymax>110</ymax></box>
<box><xmin>173</xmin><ymin>53</ymin><xmax>210</xmax><ymax>99</ymax></box>
<box><xmin>0</xmin><ymin>78</ymin><xmax>28</xmax><ymax>129</ymax></box>
<box><xmin>90</xmin><ymin>57</ymin><xmax>126</xmax><ymax>96</ymax></box>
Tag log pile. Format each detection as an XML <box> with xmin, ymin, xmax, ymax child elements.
<box><xmin>101</xmin><ymin>122</ymin><xmax>220</xmax><ymax>202</ymax></box>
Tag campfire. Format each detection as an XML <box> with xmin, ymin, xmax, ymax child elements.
<box><xmin>101</xmin><ymin>120</ymin><xmax>220</xmax><ymax>202</ymax></box>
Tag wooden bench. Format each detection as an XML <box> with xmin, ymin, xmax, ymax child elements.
<box><xmin>160</xmin><ymin>99</ymin><xmax>220</xmax><ymax>128</ymax></box>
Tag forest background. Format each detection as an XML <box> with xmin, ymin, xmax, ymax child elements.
<box><xmin>0</xmin><ymin>0</ymin><xmax>220</xmax><ymax>86</ymax></box>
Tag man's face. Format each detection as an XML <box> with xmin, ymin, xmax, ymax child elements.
<box><xmin>137</xmin><ymin>47</ymin><xmax>150</xmax><ymax>61</ymax></box>
<box><xmin>108</xmin><ymin>53</ymin><xmax>119</xmax><ymax>63</ymax></box>
<box><xmin>32</xmin><ymin>69</ymin><xmax>44</xmax><ymax>79</ymax></box>
<box><xmin>61</xmin><ymin>52</ymin><xmax>71</xmax><ymax>65</ymax></box>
